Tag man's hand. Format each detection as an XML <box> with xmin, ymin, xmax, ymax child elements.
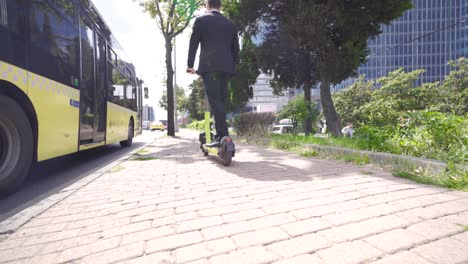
<box><xmin>187</xmin><ymin>68</ymin><xmax>196</xmax><ymax>74</ymax></box>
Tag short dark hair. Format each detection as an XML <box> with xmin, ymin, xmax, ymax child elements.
<box><xmin>207</xmin><ymin>0</ymin><xmax>221</xmax><ymax>9</ymax></box>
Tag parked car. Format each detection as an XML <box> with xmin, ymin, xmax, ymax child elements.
<box><xmin>150</xmin><ymin>121</ymin><xmax>165</xmax><ymax>131</ymax></box>
<box><xmin>142</xmin><ymin>121</ymin><xmax>151</xmax><ymax>130</ymax></box>
<box><xmin>272</xmin><ymin>124</ymin><xmax>294</xmax><ymax>134</ymax></box>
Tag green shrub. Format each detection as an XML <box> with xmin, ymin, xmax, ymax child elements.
<box><xmin>187</xmin><ymin>120</ymin><xmax>212</xmax><ymax>131</ymax></box>
<box><xmin>233</xmin><ymin>112</ymin><xmax>276</xmax><ymax>136</ymax></box>
<box><xmin>388</xmin><ymin>111</ymin><xmax>467</xmax><ymax>163</ymax></box>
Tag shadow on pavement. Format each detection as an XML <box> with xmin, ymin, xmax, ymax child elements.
<box><xmin>0</xmin><ymin>142</ymin><xmax>145</xmax><ymax>222</ymax></box>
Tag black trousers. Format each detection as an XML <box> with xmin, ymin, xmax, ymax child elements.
<box><xmin>201</xmin><ymin>72</ymin><xmax>230</xmax><ymax>139</ymax></box>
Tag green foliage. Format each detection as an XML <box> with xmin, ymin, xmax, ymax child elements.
<box><xmin>233</xmin><ymin>112</ymin><xmax>276</xmax><ymax>136</ymax></box>
<box><xmin>300</xmin><ymin>149</ymin><xmax>319</xmax><ymax>157</ymax></box>
<box><xmin>159</xmin><ymin>85</ymin><xmax>188</xmax><ymax>111</ymax></box>
<box><xmin>341</xmin><ymin>154</ymin><xmax>370</xmax><ymax>165</ymax></box>
<box><xmin>333</xmin><ymin>75</ymin><xmax>374</xmax><ymax>126</ymax></box>
<box><xmin>227</xmin><ymin>38</ymin><xmax>259</xmax><ymax>111</ymax></box>
<box><xmin>233</xmin><ymin>0</ymin><xmax>412</xmax><ymax>136</ymax></box>
<box><xmin>394</xmin><ymin>163</ymin><xmax>468</xmax><ymax>191</ymax></box>
<box><xmin>387</xmin><ymin>111</ymin><xmax>468</xmax><ymax>163</ymax></box>
<box><xmin>279</xmin><ymin>97</ymin><xmax>319</xmax><ymax>133</ymax></box>
<box><xmin>270</xmin><ymin>140</ymin><xmax>299</xmax><ymax>150</ymax></box>
<box><xmin>138</xmin><ymin>0</ymin><xmax>203</xmax><ymax>37</ymax></box>
<box><xmin>187</xmin><ymin>119</ymin><xmax>211</xmax><ymax>131</ymax></box>
<box><xmin>187</xmin><ymin>78</ymin><xmax>205</xmax><ymax>121</ymax></box>
<box><xmin>435</xmin><ymin>58</ymin><xmax>468</xmax><ymax>115</ymax></box>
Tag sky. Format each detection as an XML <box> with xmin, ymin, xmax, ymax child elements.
<box><xmin>93</xmin><ymin>0</ymin><xmax>200</xmax><ymax>121</ymax></box>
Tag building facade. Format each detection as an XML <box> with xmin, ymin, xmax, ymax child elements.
<box><xmin>335</xmin><ymin>0</ymin><xmax>467</xmax><ymax>90</ymax></box>
<box><xmin>142</xmin><ymin>105</ymin><xmax>155</xmax><ymax>122</ymax></box>
<box><xmin>246</xmin><ymin>73</ymin><xmax>289</xmax><ymax>113</ymax></box>
<box><xmin>246</xmin><ymin>73</ymin><xmax>322</xmax><ymax>113</ymax></box>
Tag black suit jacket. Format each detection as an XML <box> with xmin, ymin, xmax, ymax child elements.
<box><xmin>188</xmin><ymin>11</ymin><xmax>240</xmax><ymax>74</ymax></box>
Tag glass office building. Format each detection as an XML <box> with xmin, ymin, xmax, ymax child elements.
<box><xmin>335</xmin><ymin>0</ymin><xmax>467</xmax><ymax>90</ymax></box>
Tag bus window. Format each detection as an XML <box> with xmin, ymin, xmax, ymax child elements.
<box><xmin>29</xmin><ymin>0</ymin><xmax>79</xmax><ymax>87</ymax></box>
<box><xmin>0</xmin><ymin>0</ymin><xmax>27</xmax><ymax>67</ymax></box>
<box><xmin>111</xmin><ymin>67</ymin><xmax>127</xmax><ymax>106</ymax></box>
<box><xmin>125</xmin><ymin>79</ymin><xmax>136</xmax><ymax>111</ymax></box>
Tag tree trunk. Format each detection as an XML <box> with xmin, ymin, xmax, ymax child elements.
<box><xmin>320</xmin><ymin>70</ymin><xmax>342</xmax><ymax>137</ymax></box>
<box><xmin>303</xmin><ymin>81</ymin><xmax>313</xmax><ymax>136</ymax></box>
<box><xmin>165</xmin><ymin>37</ymin><xmax>175</xmax><ymax>136</ymax></box>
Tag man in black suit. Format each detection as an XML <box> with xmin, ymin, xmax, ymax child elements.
<box><xmin>187</xmin><ymin>0</ymin><xmax>240</xmax><ymax>146</ymax></box>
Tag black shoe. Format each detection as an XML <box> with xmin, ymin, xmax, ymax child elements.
<box><xmin>205</xmin><ymin>138</ymin><xmax>220</xmax><ymax>148</ymax></box>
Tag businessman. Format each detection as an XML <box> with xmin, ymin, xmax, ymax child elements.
<box><xmin>187</xmin><ymin>0</ymin><xmax>240</xmax><ymax>147</ymax></box>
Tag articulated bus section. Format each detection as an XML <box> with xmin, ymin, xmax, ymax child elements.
<box><xmin>0</xmin><ymin>0</ymin><xmax>143</xmax><ymax>196</ymax></box>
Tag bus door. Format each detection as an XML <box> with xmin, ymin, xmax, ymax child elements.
<box><xmin>78</xmin><ymin>12</ymin><xmax>106</xmax><ymax>144</ymax></box>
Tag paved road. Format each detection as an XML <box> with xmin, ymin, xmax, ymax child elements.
<box><xmin>0</xmin><ymin>131</ymin><xmax>163</xmax><ymax>225</ymax></box>
<box><xmin>0</xmin><ymin>130</ymin><xmax>467</xmax><ymax>264</ymax></box>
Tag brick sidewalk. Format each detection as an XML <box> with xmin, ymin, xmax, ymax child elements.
<box><xmin>1</xmin><ymin>130</ymin><xmax>467</xmax><ymax>264</ymax></box>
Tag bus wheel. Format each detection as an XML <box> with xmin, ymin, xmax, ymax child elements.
<box><xmin>120</xmin><ymin>120</ymin><xmax>134</xmax><ymax>147</ymax></box>
<box><xmin>0</xmin><ymin>95</ymin><xmax>34</xmax><ymax>197</ymax></box>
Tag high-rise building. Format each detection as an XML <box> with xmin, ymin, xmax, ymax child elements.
<box><xmin>335</xmin><ymin>0</ymin><xmax>467</xmax><ymax>90</ymax></box>
<box><xmin>246</xmin><ymin>73</ymin><xmax>296</xmax><ymax>113</ymax></box>
<box><xmin>142</xmin><ymin>105</ymin><xmax>155</xmax><ymax>122</ymax></box>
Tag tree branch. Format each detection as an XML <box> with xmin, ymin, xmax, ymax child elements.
<box><xmin>155</xmin><ymin>2</ymin><xmax>167</xmax><ymax>35</ymax></box>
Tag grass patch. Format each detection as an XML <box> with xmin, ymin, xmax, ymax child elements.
<box><xmin>133</xmin><ymin>156</ymin><xmax>158</xmax><ymax>161</ymax></box>
<box><xmin>273</xmin><ymin>134</ymin><xmax>361</xmax><ymax>150</ymax></box>
<box><xmin>300</xmin><ymin>149</ymin><xmax>319</xmax><ymax>157</ymax></box>
<box><xmin>270</xmin><ymin>139</ymin><xmax>299</xmax><ymax>150</ymax></box>
<box><xmin>108</xmin><ymin>165</ymin><xmax>124</xmax><ymax>173</ymax></box>
<box><xmin>393</xmin><ymin>164</ymin><xmax>468</xmax><ymax>191</ymax></box>
<box><xmin>361</xmin><ymin>171</ymin><xmax>375</xmax><ymax>175</ymax></box>
<box><xmin>340</xmin><ymin>154</ymin><xmax>370</xmax><ymax>165</ymax></box>
<box><xmin>136</xmin><ymin>149</ymin><xmax>149</xmax><ymax>155</ymax></box>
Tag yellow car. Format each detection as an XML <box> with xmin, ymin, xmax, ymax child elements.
<box><xmin>150</xmin><ymin>122</ymin><xmax>165</xmax><ymax>131</ymax></box>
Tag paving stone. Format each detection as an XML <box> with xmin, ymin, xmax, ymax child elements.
<box><xmin>247</xmin><ymin>213</ymin><xmax>297</xmax><ymax>230</ymax></box>
<box><xmin>232</xmin><ymin>227</ymin><xmax>290</xmax><ymax>248</ymax></box>
<box><xmin>0</xmin><ymin>244</ymin><xmax>44</xmax><ymax>263</ymax></box>
<box><xmin>56</xmin><ymin>236</ymin><xmax>121</xmax><ymax>263</ymax></box>
<box><xmin>210</xmin><ymin>246</ymin><xmax>278</xmax><ymax>264</ymax></box>
<box><xmin>272</xmin><ymin>254</ymin><xmax>324</xmax><ymax>264</ymax></box>
<box><xmin>411</xmin><ymin>236</ymin><xmax>468</xmax><ymax>264</ymax></box>
<box><xmin>4</xmin><ymin>130</ymin><xmax>467</xmax><ymax>264</ymax></box>
<box><xmin>80</xmin><ymin>241</ymin><xmax>145</xmax><ymax>264</ymax></box>
<box><xmin>174</xmin><ymin>238</ymin><xmax>237</xmax><ymax>263</ymax></box>
<box><xmin>371</xmin><ymin>251</ymin><xmax>433</xmax><ymax>264</ymax></box>
<box><xmin>452</xmin><ymin>232</ymin><xmax>468</xmax><ymax>244</ymax></box>
<box><xmin>222</xmin><ymin>209</ymin><xmax>266</xmax><ymax>223</ymax></box>
<box><xmin>176</xmin><ymin>216</ymin><xmax>224</xmax><ymax>233</ymax></box>
<box><xmin>267</xmin><ymin>233</ymin><xmax>329</xmax><ymax>258</ymax></box>
<box><xmin>146</xmin><ymin>231</ymin><xmax>204</xmax><ymax>253</ymax></box>
<box><xmin>126</xmin><ymin>252</ymin><xmax>174</xmax><ymax>264</ymax></box>
<box><xmin>317</xmin><ymin>241</ymin><xmax>382</xmax><ymax>264</ymax></box>
<box><xmin>364</xmin><ymin>229</ymin><xmax>428</xmax><ymax>253</ymax></box>
<box><xmin>121</xmin><ymin>225</ymin><xmax>175</xmax><ymax>245</ymax></box>
<box><xmin>202</xmin><ymin>221</ymin><xmax>253</xmax><ymax>240</ymax></box>
<box><xmin>280</xmin><ymin>218</ymin><xmax>332</xmax><ymax>237</ymax></box>
<box><xmin>406</xmin><ymin>219</ymin><xmax>464</xmax><ymax>241</ymax></box>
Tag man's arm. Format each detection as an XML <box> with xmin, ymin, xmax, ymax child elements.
<box><xmin>232</xmin><ymin>28</ymin><xmax>240</xmax><ymax>64</ymax></box>
<box><xmin>188</xmin><ymin>18</ymin><xmax>201</xmax><ymax>69</ymax></box>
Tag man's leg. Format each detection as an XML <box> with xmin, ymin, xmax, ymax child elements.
<box><xmin>202</xmin><ymin>72</ymin><xmax>229</xmax><ymax>140</ymax></box>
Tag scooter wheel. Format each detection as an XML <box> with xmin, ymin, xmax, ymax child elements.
<box><xmin>203</xmin><ymin>150</ymin><xmax>209</xmax><ymax>156</ymax></box>
<box><xmin>222</xmin><ymin>151</ymin><xmax>232</xmax><ymax>166</ymax></box>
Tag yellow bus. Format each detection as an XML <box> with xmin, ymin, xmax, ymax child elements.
<box><xmin>0</xmin><ymin>0</ymin><xmax>143</xmax><ymax>196</ymax></box>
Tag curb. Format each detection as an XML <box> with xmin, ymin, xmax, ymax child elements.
<box><xmin>0</xmin><ymin>138</ymin><xmax>158</xmax><ymax>236</ymax></box>
<box><xmin>235</xmin><ymin>136</ymin><xmax>448</xmax><ymax>174</ymax></box>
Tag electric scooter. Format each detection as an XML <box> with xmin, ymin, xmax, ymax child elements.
<box><xmin>198</xmin><ymin>91</ymin><xmax>236</xmax><ymax>166</ymax></box>
<box><xmin>188</xmin><ymin>70</ymin><xmax>236</xmax><ymax>166</ymax></box>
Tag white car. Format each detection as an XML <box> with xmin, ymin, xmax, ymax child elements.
<box><xmin>272</xmin><ymin>124</ymin><xmax>294</xmax><ymax>134</ymax></box>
